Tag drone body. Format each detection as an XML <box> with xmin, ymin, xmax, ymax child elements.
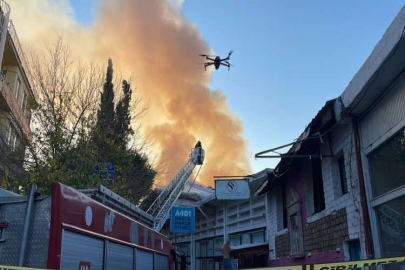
<box><xmin>199</xmin><ymin>51</ymin><xmax>234</xmax><ymax>71</ymax></box>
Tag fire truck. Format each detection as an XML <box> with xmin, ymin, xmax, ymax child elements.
<box><xmin>0</xmin><ymin>143</ymin><xmax>204</xmax><ymax>269</ymax></box>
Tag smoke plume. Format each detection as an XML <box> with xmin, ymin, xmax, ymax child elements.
<box><xmin>8</xmin><ymin>0</ymin><xmax>251</xmax><ymax>186</ymax></box>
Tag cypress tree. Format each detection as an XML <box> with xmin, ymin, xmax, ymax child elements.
<box><xmin>96</xmin><ymin>59</ymin><xmax>115</xmax><ymax>159</ymax></box>
<box><xmin>115</xmin><ymin>80</ymin><xmax>133</xmax><ymax>145</ymax></box>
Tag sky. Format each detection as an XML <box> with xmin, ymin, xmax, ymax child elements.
<box><xmin>38</xmin><ymin>0</ymin><xmax>405</xmax><ymax>178</ymax></box>
<box><xmin>178</xmin><ymin>0</ymin><xmax>405</xmax><ymax>173</ymax></box>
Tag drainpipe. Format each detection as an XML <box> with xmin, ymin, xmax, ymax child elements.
<box><xmin>18</xmin><ymin>184</ymin><xmax>37</xmax><ymax>266</ymax></box>
<box><xmin>353</xmin><ymin>121</ymin><xmax>373</xmax><ymax>258</ymax></box>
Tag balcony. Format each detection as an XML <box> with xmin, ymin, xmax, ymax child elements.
<box><xmin>7</xmin><ymin>20</ymin><xmax>34</xmax><ymax>97</ymax></box>
<box><xmin>0</xmin><ymin>77</ymin><xmax>32</xmax><ymax>141</ymax></box>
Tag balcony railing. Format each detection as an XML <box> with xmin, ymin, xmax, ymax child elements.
<box><xmin>7</xmin><ymin>20</ymin><xmax>35</xmax><ymax>99</ymax></box>
<box><xmin>0</xmin><ymin>77</ymin><xmax>32</xmax><ymax>141</ymax></box>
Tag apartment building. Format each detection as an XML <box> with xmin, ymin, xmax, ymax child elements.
<box><xmin>0</xmin><ymin>1</ymin><xmax>36</xmax><ymax>175</ymax></box>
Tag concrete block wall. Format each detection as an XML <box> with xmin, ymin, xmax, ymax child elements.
<box><xmin>266</xmin><ymin>187</ymin><xmax>283</xmax><ymax>260</ymax></box>
<box><xmin>317</xmin><ymin>123</ymin><xmax>367</xmax><ymax>259</ymax></box>
<box><xmin>267</xmin><ymin>122</ymin><xmax>367</xmax><ymax>263</ymax></box>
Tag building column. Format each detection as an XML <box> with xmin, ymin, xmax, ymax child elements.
<box><xmin>190</xmin><ymin>233</ymin><xmax>195</xmax><ymax>270</ymax></box>
<box><xmin>223</xmin><ymin>202</ymin><xmax>227</xmax><ymax>242</ymax></box>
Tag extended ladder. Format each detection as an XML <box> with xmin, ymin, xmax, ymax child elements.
<box><xmin>147</xmin><ymin>142</ymin><xmax>204</xmax><ymax>231</ymax></box>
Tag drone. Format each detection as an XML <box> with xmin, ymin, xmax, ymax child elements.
<box><xmin>199</xmin><ymin>50</ymin><xmax>234</xmax><ymax>71</ymax></box>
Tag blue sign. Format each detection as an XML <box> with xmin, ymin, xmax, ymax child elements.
<box><xmin>170</xmin><ymin>206</ymin><xmax>195</xmax><ymax>233</ymax></box>
<box><xmin>95</xmin><ymin>162</ymin><xmax>115</xmax><ymax>183</ymax></box>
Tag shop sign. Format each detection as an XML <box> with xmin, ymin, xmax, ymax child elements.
<box><xmin>170</xmin><ymin>206</ymin><xmax>195</xmax><ymax>233</ymax></box>
<box><xmin>215</xmin><ymin>179</ymin><xmax>250</xmax><ymax>200</ymax></box>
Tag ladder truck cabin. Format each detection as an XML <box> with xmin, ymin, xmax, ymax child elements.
<box><xmin>0</xmin><ymin>142</ymin><xmax>204</xmax><ymax>270</ymax></box>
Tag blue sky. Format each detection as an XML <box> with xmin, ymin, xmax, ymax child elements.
<box><xmin>70</xmin><ymin>0</ymin><xmax>405</xmax><ymax>173</ymax></box>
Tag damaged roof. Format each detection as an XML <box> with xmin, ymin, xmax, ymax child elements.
<box><xmin>255</xmin><ymin>99</ymin><xmax>337</xmax><ymax>196</ymax></box>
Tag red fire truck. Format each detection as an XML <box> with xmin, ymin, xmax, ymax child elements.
<box><xmin>49</xmin><ymin>182</ymin><xmax>173</xmax><ymax>269</ymax></box>
<box><xmin>0</xmin><ymin>182</ymin><xmax>173</xmax><ymax>270</ymax></box>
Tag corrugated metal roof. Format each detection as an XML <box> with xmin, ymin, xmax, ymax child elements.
<box><xmin>0</xmin><ymin>187</ymin><xmax>21</xmax><ymax>197</ymax></box>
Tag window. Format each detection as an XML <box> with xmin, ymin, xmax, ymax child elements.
<box><xmin>282</xmin><ymin>185</ymin><xmax>288</xmax><ymax>229</ymax></box>
<box><xmin>14</xmin><ymin>77</ymin><xmax>21</xmax><ymax>99</ymax></box>
<box><xmin>229</xmin><ymin>231</ymin><xmax>265</xmax><ymax>247</ymax></box>
<box><xmin>21</xmin><ymin>91</ymin><xmax>27</xmax><ymax>110</ymax></box>
<box><xmin>229</xmin><ymin>235</ymin><xmax>240</xmax><ymax>246</ymax></box>
<box><xmin>6</xmin><ymin>123</ymin><xmax>17</xmax><ymax>150</ymax></box>
<box><xmin>242</xmin><ymin>233</ymin><xmax>250</xmax><ymax>245</ymax></box>
<box><xmin>375</xmin><ymin>196</ymin><xmax>405</xmax><ymax>259</ymax></box>
<box><xmin>367</xmin><ymin>128</ymin><xmax>405</xmax><ymax>270</ymax></box>
<box><xmin>275</xmin><ymin>185</ymin><xmax>287</xmax><ymax>231</ymax></box>
<box><xmin>213</xmin><ymin>238</ymin><xmax>222</xmax><ymax>256</ymax></box>
<box><xmin>207</xmin><ymin>239</ymin><xmax>213</xmax><ymax>256</ymax></box>
<box><xmin>338</xmin><ymin>155</ymin><xmax>348</xmax><ymax>195</ymax></box>
<box><xmin>18</xmin><ymin>86</ymin><xmax>24</xmax><ymax>108</ymax></box>
<box><xmin>369</xmin><ymin>129</ymin><xmax>405</xmax><ymax>197</ymax></box>
<box><xmin>200</xmin><ymin>241</ymin><xmax>207</xmax><ymax>257</ymax></box>
<box><xmin>251</xmin><ymin>231</ymin><xmax>265</xmax><ymax>244</ymax></box>
<box><xmin>312</xmin><ymin>158</ymin><xmax>325</xmax><ymax>213</ymax></box>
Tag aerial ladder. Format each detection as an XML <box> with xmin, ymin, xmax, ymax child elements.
<box><xmin>147</xmin><ymin>141</ymin><xmax>205</xmax><ymax>231</ymax></box>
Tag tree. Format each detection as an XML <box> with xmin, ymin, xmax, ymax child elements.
<box><xmin>0</xmin><ymin>38</ymin><xmax>158</xmax><ymax>205</ymax></box>
<box><xmin>93</xmin><ymin>63</ymin><xmax>156</xmax><ymax>204</ymax></box>
<box><xmin>18</xmin><ymin>37</ymin><xmax>104</xmax><ymax>194</ymax></box>
<box><xmin>114</xmin><ymin>80</ymin><xmax>133</xmax><ymax>145</ymax></box>
<box><xmin>95</xmin><ymin>59</ymin><xmax>116</xmax><ymax>160</ymax></box>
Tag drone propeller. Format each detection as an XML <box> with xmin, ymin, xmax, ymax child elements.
<box><xmin>199</xmin><ymin>54</ymin><xmax>215</xmax><ymax>57</ymax></box>
<box><xmin>228</xmin><ymin>50</ymin><xmax>233</xmax><ymax>57</ymax></box>
<box><xmin>225</xmin><ymin>61</ymin><xmax>234</xmax><ymax>67</ymax></box>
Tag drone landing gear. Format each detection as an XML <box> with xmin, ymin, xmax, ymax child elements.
<box><xmin>220</xmin><ymin>62</ymin><xmax>231</xmax><ymax>71</ymax></box>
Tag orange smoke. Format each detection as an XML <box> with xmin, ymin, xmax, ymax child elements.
<box><xmin>8</xmin><ymin>0</ymin><xmax>252</xmax><ymax>186</ymax></box>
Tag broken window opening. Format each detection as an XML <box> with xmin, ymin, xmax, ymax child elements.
<box><xmin>312</xmin><ymin>158</ymin><xmax>325</xmax><ymax>214</ymax></box>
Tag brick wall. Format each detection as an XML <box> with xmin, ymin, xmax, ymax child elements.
<box><xmin>275</xmin><ymin>232</ymin><xmax>289</xmax><ymax>258</ymax></box>
<box><xmin>275</xmin><ymin>208</ymin><xmax>348</xmax><ymax>259</ymax></box>
<box><xmin>304</xmin><ymin>208</ymin><xmax>348</xmax><ymax>254</ymax></box>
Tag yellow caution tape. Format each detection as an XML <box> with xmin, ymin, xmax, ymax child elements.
<box><xmin>250</xmin><ymin>256</ymin><xmax>405</xmax><ymax>270</ymax></box>
<box><xmin>1</xmin><ymin>256</ymin><xmax>404</xmax><ymax>270</ymax></box>
<box><xmin>0</xmin><ymin>266</ymin><xmax>50</xmax><ymax>270</ymax></box>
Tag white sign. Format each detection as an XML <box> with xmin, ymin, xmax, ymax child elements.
<box><xmin>215</xmin><ymin>179</ymin><xmax>250</xmax><ymax>200</ymax></box>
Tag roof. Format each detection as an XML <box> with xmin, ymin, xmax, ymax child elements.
<box><xmin>255</xmin><ymin>99</ymin><xmax>337</xmax><ymax>195</ymax></box>
<box><xmin>340</xmin><ymin>4</ymin><xmax>405</xmax><ymax>113</ymax></box>
<box><xmin>0</xmin><ymin>187</ymin><xmax>21</xmax><ymax>197</ymax></box>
